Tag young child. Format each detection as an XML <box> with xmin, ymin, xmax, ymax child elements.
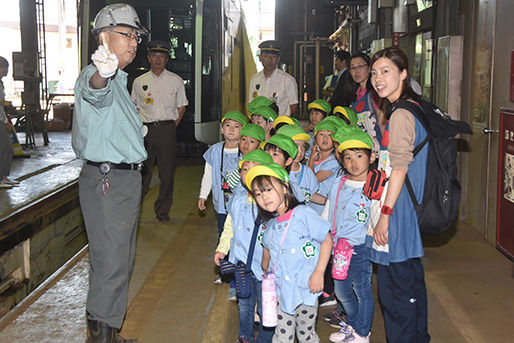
<box><xmin>307</xmin><ymin>119</ymin><xmax>341</xmax><ymax>214</ymax></box>
<box><xmin>198</xmin><ymin>110</ymin><xmax>248</xmax><ymax>240</ymax></box>
<box><xmin>333</xmin><ymin>106</ymin><xmax>358</xmax><ymax>126</ymax></box>
<box><xmin>270</xmin><ymin>115</ymin><xmax>300</xmax><ymax>136</ymax></box>
<box><xmin>245</xmin><ymin>162</ymin><xmax>333</xmax><ymax>343</ymax></box>
<box><xmin>226</xmin><ymin>123</ymin><xmax>266</xmax><ymax>193</ymax></box>
<box><xmin>305</xmin><ymin>99</ymin><xmax>331</xmax><ymax>159</ymax></box>
<box><xmin>214</xmin><ymin>149</ymin><xmax>274</xmax><ymax>343</ymax></box>
<box><xmin>251</xmin><ymin>106</ymin><xmax>277</xmax><ymax>141</ymax></box>
<box><xmin>323</xmin><ymin>127</ymin><xmax>376</xmax><ymax>343</ymax></box>
<box><xmin>261</xmin><ymin>133</ymin><xmax>297</xmax><ymax>173</ymax></box>
<box><xmin>276</xmin><ymin>124</ymin><xmax>319</xmax><ymax>205</ymax></box>
<box><xmin>249</xmin><ymin>95</ymin><xmax>279</xmax><ymax>116</ymax></box>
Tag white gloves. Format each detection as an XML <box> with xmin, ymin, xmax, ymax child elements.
<box><xmin>91</xmin><ymin>38</ymin><xmax>118</xmax><ymax>78</ymax></box>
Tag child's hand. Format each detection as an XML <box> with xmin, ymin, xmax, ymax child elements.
<box><xmin>198</xmin><ymin>198</ymin><xmax>206</xmax><ymax>211</ymax></box>
<box><xmin>308</xmin><ymin>270</ymin><xmax>324</xmax><ymax>293</ymax></box>
<box><xmin>213</xmin><ymin>251</ymin><xmax>226</xmax><ymax>266</ymax></box>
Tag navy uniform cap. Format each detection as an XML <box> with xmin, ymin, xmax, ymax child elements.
<box><xmin>259</xmin><ymin>40</ymin><xmax>280</xmax><ymax>55</ymax></box>
<box><xmin>147</xmin><ymin>40</ymin><xmax>171</xmax><ymax>54</ymax></box>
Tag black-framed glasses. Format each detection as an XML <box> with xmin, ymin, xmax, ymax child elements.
<box><xmin>349</xmin><ymin>64</ymin><xmax>368</xmax><ymax>72</ymax></box>
<box><xmin>103</xmin><ymin>30</ymin><xmax>142</xmax><ymax>44</ymax></box>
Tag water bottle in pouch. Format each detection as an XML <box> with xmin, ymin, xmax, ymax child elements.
<box><xmin>332</xmin><ymin>238</ymin><xmax>354</xmax><ymax>280</ymax></box>
<box><xmin>261</xmin><ymin>272</ymin><xmax>278</xmax><ymax>327</ymax></box>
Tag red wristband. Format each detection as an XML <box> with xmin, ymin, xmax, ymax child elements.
<box><xmin>381</xmin><ymin>205</ymin><xmax>394</xmax><ymax>215</ymax></box>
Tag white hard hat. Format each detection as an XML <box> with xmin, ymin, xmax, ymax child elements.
<box><xmin>92</xmin><ymin>3</ymin><xmax>148</xmax><ymax>36</ymax></box>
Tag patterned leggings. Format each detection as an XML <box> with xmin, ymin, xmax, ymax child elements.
<box><xmin>272</xmin><ymin>298</ymin><xmax>319</xmax><ymax>343</ymax></box>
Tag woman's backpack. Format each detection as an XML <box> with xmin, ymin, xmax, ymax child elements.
<box><xmin>393</xmin><ymin>100</ymin><xmax>473</xmax><ymax>234</ymax></box>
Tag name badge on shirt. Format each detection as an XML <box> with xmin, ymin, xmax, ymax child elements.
<box><xmin>252</xmin><ymin>91</ymin><xmax>258</xmax><ymax>98</ymax></box>
<box><xmin>302</xmin><ymin>241</ymin><xmax>316</xmax><ymax>258</ymax></box>
<box><xmin>144</xmin><ymin>97</ymin><xmax>153</xmax><ymax>104</ymax></box>
<box><xmin>356</xmin><ymin>205</ymin><xmax>369</xmax><ymax>223</ymax></box>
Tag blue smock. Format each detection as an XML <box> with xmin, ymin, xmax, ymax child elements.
<box><xmin>309</xmin><ymin>155</ymin><xmax>340</xmax><ymax>214</ymax></box>
<box><xmin>227</xmin><ymin>192</ymin><xmax>266</xmax><ymax>280</ymax></box>
<box><xmin>326</xmin><ymin>179</ymin><xmax>370</xmax><ymax>246</ymax></box>
<box><xmin>203</xmin><ymin>142</ymin><xmax>241</xmax><ymax>214</ymax></box>
<box><xmin>289</xmin><ymin>164</ymin><xmax>319</xmax><ymax>204</ymax></box>
<box><xmin>261</xmin><ymin>205</ymin><xmax>331</xmax><ymax>315</ymax></box>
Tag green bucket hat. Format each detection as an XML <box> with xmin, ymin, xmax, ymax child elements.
<box><xmin>222</xmin><ymin>111</ymin><xmax>248</xmax><ymax>126</ymax></box>
<box><xmin>245</xmin><ymin>162</ymin><xmax>290</xmax><ymax>191</ymax></box>
<box><xmin>332</xmin><ymin>125</ymin><xmax>359</xmax><ymax>144</ymax></box>
<box><xmin>276</xmin><ymin>124</ymin><xmax>310</xmax><ymax>143</ymax></box>
<box><xmin>240</xmin><ymin>123</ymin><xmax>266</xmax><ymax>142</ymax></box>
<box><xmin>251</xmin><ymin>106</ymin><xmax>277</xmax><ymax>122</ymax></box>
<box><xmin>333</xmin><ymin>106</ymin><xmax>358</xmax><ymax>126</ymax></box>
<box><xmin>337</xmin><ymin>128</ymin><xmax>373</xmax><ymax>152</ymax></box>
<box><xmin>324</xmin><ymin>115</ymin><xmax>348</xmax><ymax>132</ymax></box>
<box><xmin>238</xmin><ymin>148</ymin><xmax>274</xmax><ymax>168</ymax></box>
<box><xmin>315</xmin><ymin>118</ymin><xmax>339</xmax><ymax>135</ymax></box>
<box><xmin>261</xmin><ymin>133</ymin><xmax>298</xmax><ymax>160</ymax></box>
<box><xmin>273</xmin><ymin>115</ymin><xmax>300</xmax><ymax>129</ymax></box>
<box><xmin>308</xmin><ymin>99</ymin><xmax>331</xmax><ymax>114</ymax></box>
<box><xmin>248</xmin><ymin>96</ymin><xmax>275</xmax><ymax>114</ymax></box>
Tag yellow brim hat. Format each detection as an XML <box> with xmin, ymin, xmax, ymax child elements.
<box><xmin>245</xmin><ymin>163</ymin><xmax>289</xmax><ymax>191</ymax></box>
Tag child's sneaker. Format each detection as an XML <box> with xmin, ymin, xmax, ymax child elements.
<box><xmin>214</xmin><ymin>276</ymin><xmax>222</xmax><ymax>284</ymax></box>
<box><xmin>322</xmin><ymin>308</ymin><xmax>339</xmax><ymax>322</ymax></box>
<box><xmin>329</xmin><ymin>322</ymin><xmax>353</xmax><ymax>342</ymax></box>
<box><xmin>343</xmin><ymin>331</ymin><xmax>370</xmax><ymax>343</ymax></box>
<box><xmin>227</xmin><ymin>287</ymin><xmax>237</xmax><ymax>301</ymax></box>
<box><xmin>328</xmin><ymin>311</ymin><xmax>349</xmax><ymax>328</ymax></box>
<box><xmin>319</xmin><ymin>292</ymin><xmax>337</xmax><ymax>307</ymax></box>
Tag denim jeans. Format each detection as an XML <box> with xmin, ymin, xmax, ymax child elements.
<box><xmin>238</xmin><ymin>273</ymin><xmax>274</xmax><ymax>343</ymax></box>
<box><xmin>333</xmin><ymin>243</ymin><xmax>374</xmax><ymax>337</ymax></box>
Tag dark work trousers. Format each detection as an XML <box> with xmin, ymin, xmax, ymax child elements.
<box><xmin>79</xmin><ymin>163</ymin><xmax>142</xmax><ymax>329</ymax></box>
<box><xmin>0</xmin><ymin>124</ymin><xmax>13</xmax><ymax>178</ymax></box>
<box><xmin>377</xmin><ymin>258</ymin><xmax>431</xmax><ymax>343</ymax></box>
<box><xmin>141</xmin><ymin>121</ymin><xmax>177</xmax><ymax>218</ymax></box>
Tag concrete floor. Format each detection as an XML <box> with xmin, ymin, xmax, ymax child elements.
<box><xmin>0</xmin><ymin>154</ymin><xmax>513</xmax><ymax>342</ymax></box>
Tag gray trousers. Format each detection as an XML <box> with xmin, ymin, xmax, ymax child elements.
<box><xmin>0</xmin><ymin>124</ymin><xmax>13</xmax><ymax>178</ymax></box>
<box><xmin>273</xmin><ymin>297</ymin><xmax>320</xmax><ymax>343</ymax></box>
<box><xmin>141</xmin><ymin>122</ymin><xmax>177</xmax><ymax>218</ymax></box>
<box><xmin>79</xmin><ymin>163</ymin><xmax>142</xmax><ymax>329</ymax></box>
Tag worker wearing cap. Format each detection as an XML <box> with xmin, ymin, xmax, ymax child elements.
<box><xmin>71</xmin><ymin>3</ymin><xmax>148</xmax><ymax>342</ymax></box>
<box><xmin>248</xmin><ymin>40</ymin><xmax>298</xmax><ymax>116</ymax></box>
<box><xmin>131</xmin><ymin>40</ymin><xmax>188</xmax><ymax>222</ymax></box>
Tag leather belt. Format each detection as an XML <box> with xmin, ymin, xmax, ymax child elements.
<box><xmin>144</xmin><ymin>120</ymin><xmax>175</xmax><ymax>126</ymax></box>
<box><xmin>86</xmin><ymin>161</ymin><xmax>143</xmax><ymax>171</ymax></box>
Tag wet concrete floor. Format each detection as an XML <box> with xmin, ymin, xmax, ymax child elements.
<box><xmin>0</xmin><ymin>145</ymin><xmax>513</xmax><ymax>342</ymax></box>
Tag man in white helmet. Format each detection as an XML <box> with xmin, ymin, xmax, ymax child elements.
<box><xmin>71</xmin><ymin>3</ymin><xmax>148</xmax><ymax>342</ymax></box>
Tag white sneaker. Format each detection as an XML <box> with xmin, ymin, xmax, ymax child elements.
<box><xmin>2</xmin><ymin>177</ymin><xmax>19</xmax><ymax>185</ymax></box>
<box><xmin>329</xmin><ymin>322</ymin><xmax>353</xmax><ymax>342</ymax></box>
<box><xmin>343</xmin><ymin>330</ymin><xmax>370</xmax><ymax>343</ymax></box>
<box><xmin>213</xmin><ymin>276</ymin><xmax>222</xmax><ymax>285</ymax></box>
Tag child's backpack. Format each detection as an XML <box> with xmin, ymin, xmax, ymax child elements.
<box><xmin>392</xmin><ymin>99</ymin><xmax>473</xmax><ymax>234</ymax></box>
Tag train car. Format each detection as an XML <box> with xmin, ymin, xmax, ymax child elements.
<box><xmin>77</xmin><ymin>0</ymin><xmax>256</xmax><ymax>154</ymax></box>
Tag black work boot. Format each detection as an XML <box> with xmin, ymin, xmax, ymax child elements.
<box><xmin>87</xmin><ymin>319</ymin><xmax>138</xmax><ymax>343</ymax></box>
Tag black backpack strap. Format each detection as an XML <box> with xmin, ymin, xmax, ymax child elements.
<box><xmin>393</xmin><ymin>100</ymin><xmax>429</xmax><ymax>208</ymax></box>
<box><xmin>245</xmin><ymin>216</ymin><xmax>262</xmax><ymax>272</ymax></box>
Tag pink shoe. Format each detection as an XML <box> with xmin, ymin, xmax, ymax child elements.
<box><xmin>329</xmin><ymin>322</ymin><xmax>353</xmax><ymax>343</ymax></box>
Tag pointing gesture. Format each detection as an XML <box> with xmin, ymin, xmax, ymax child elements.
<box><xmin>91</xmin><ymin>32</ymin><xmax>119</xmax><ymax>78</ymax></box>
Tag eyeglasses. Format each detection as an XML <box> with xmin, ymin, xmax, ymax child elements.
<box><xmin>103</xmin><ymin>30</ymin><xmax>142</xmax><ymax>44</ymax></box>
<box><xmin>349</xmin><ymin>64</ymin><xmax>368</xmax><ymax>72</ymax></box>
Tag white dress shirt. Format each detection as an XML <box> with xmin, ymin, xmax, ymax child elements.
<box><xmin>248</xmin><ymin>68</ymin><xmax>298</xmax><ymax>116</ymax></box>
<box><xmin>131</xmin><ymin>69</ymin><xmax>188</xmax><ymax>123</ymax></box>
